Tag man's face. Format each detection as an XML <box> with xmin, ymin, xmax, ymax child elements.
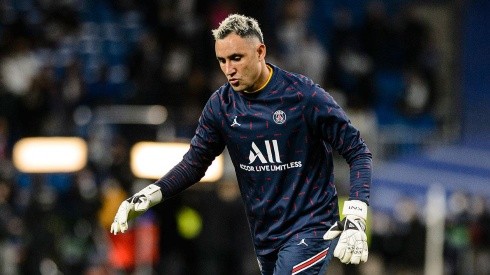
<box><xmin>215</xmin><ymin>33</ymin><xmax>265</xmax><ymax>92</ymax></box>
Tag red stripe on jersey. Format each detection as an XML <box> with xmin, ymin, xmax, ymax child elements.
<box><xmin>292</xmin><ymin>248</ymin><xmax>328</xmax><ymax>274</ymax></box>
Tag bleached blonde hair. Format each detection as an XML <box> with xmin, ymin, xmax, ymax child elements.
<box><xmin>211</xmin><ymin>14</ymin><xmax>264</xmax><ymax>43</ymax></box>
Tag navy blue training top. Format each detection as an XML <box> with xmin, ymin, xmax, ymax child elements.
<box><xmin>155</xmin><ymin>63</ymin><xmax>372</xmax><ymax>255</ymax></box>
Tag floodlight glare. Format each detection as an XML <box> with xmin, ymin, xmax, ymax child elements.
<box><xmin>131</xmin><ymin>142</ymin><xmax>224</xmax><ymax>182</ymax></box>
<box><xmin>13</xmin><ymin>137</ymin><xmax>88</xmax><ymax>173</ymax></box>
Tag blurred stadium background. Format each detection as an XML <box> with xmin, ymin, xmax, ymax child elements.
<box><xmin>0</xmin><ymin>0</ymin><xmax>489</xmax><ymax>274</ymax></box>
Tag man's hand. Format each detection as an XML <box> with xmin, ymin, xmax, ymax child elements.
<box><xmin>323</xmin><ymin>200</ymin><xmax>368</xmax><ymax>264</ymax></box>
<box><xmin>110</xmin><ymin>184</ymin><xmax>162</xmax><ymax>235</ymax></box>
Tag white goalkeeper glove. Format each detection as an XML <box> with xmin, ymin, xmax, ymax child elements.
<box><xmin>110</xmin><ymin>184</ymin><xmax>163</xmax><ymax>235</ymax></box>
<box><xmin>323</xmin><ymin>200</ymin><xmax>368</xmax><ymax>264</ymax></box>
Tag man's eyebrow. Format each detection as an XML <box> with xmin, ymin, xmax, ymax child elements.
<box><xmin>216</xmin><ymin>53</ymin><xmax>244</xmax><ymax>60</ymax></box>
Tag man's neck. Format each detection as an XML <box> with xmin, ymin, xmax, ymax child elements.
<box><xmin>243</xmin><ymin>64</ymin><xmax>273</xmax><ymax>94</ymax></box>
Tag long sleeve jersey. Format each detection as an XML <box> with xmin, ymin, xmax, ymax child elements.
<box><xmin>155</xmin><ymin>63</ymin><xmax>372</xmax><ymax>255</ymax></box>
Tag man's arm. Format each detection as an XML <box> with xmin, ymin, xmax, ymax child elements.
<box><xmin>111</xmin><ymin>94</ymin><xmax>226</xmax><ymax>234</ymax></box>
<box><xmin>308</xmin><ymin>87</ymin><xmax>372</xmax><ymax>264</ymax></box>
<box><xmin>154</xmin><ymin>93</ymin><xmax>226</xmax><ymax>197</ymax></box>
<box><xmin>321</xmin><ymin>101</ymin><xmax>371</xmax><ymax>263</ymax></box>
<box><xmin>110</xmin><ymin>145</ymin><xmax>223</xmax><ymax>235</ymax></box>
<box><xmin>309</xmin><ymin>87</ymin><xmax>372</xmax><ymax>203</ymax></box>
<box><xmin>154</xmin><ymin>138</ymin><xmax>225</xmax><ymax>198</ymax></box>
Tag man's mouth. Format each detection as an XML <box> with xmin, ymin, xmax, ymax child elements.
<box><xmin>229</xmin><ymin>79</ymin><xmax>239</xmax><ymax>86</ymax></box>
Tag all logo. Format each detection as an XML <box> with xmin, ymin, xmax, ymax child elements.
<box><xmin>249</xmin><ymin>140</ymin><xmax>282</xmax><ymax>164</ymax></box>
<box><xmin>241</xmin><ymin>140</ymin><xmax>302</xmax><ymax>172</ymax></box>
<box><xmin>273</xmin><ymin>110</ymin><xmax>286</xmax><ymax>124</ymax></box>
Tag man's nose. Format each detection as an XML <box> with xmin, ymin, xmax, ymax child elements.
<box><xmin>225</xmin><ymin>62</ymin><xmax>236</xmax><ymax>75</ymax></box>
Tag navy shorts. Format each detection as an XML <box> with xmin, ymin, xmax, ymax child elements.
<box><xmin>256</xmin><ymin>237</ymin><xmax>339</xmax><ymax>275</ymax></box>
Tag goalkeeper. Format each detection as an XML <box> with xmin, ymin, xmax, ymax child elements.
<box><xmin>112</xmin><ymin>14</ymin><xmax>371</xmax><ymax>275</ymax></box>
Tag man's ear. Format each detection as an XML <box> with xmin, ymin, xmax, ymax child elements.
<box><xmin>257</xmin><ymin>44</ymin><xmax>266</xmax><ymax>61</ymax></box>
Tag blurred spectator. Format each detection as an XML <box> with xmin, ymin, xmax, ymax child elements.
<box><xmin>0</xmin><ymin>34</ymin><xmax>49</xmax><ymax>137</ymax></box>
<box><xmin>55</xmin><ymin>168</ymin><xmax>102</xmax><ymax>274</ymax></box>
<box><xmin>397</xmin><ymin>69</ymin><xmax>435</xmax><ymax>118</ymax></box>
<box><xmin>190</xmin><ymin>181</ymin><xmax>259</xmax><ymax>275</ymax></box>
<box><xmin>394</xmin><ymin>197</ymin><xmax>426</xmax><ymax>274</ymax></box>
<box><xmin>361</xmin><ymin>0</ymin><xmax>399</xmax><ymax>69</ymax></box>
<box><xmin>370</xmin><ymin>196</ymin><xmax>426</xmax><ymax>275</ymax></box>
<box><xmin>207</xmin><ymin>0</ymin><xmax>239</xmax><ymax>29</ymax></box>
<box><xmin>108</xmin><ymin>135</ymin><xmax>135</xmax><ymax>190</ymax></box>
<box><xmin>0</xmin><ymin>117</ymin><xmax>12</xmax><ymax>160</ymax></box>
<box><xmin>399</xmin><ymin>4</ymin><xmax>431</xmax><ymax>70</ymax></box>
<box><xmin>395</xmin><ymin>4</ymin><xmax>439</xmax><ymax>123</ymax></box>
<box><xmin>0</xmin><ymin>36</ymin><xmax>41</xmax><ymax>97</ymax></box>
<box><xmin>0</xmin><ymin>178</ymin><xmax>22</xmax><ymax>275</ymax></box>
<box><xmin>177</xmin><ymin>67</ymin><xmax>214</xmax><ymax>138</ymax></box>
<box><xmin>277</xmin><ymin>0</ymin><xmax>329</xmax><ymax>86</ymax></box>
<box><xmin>330</xmin><ymin>5</ymin><xmax>375</xmax><ymax>109</ymax></box>
<box><xmin>469</xmin><ymin>196</ymin><xmax>490</xmax><ymax>275</ymax></box>
<box><xmin>28</xmin><ymin>64</ymin><xmax>64</xmax><ymax>136</ymax></box>
<box><xmin>276</xmin><ymin>0</ymin><xmax>310</xmax><ymax>70</ymax></box>
<box><xmin>0</xmin><ymin>84</ymin><xmax>21</xmax><ymax>167</ymax></box>
<box><xmin>445</xmin><ymin>192</ymin><xmax>472</xmax><ymax>275</ymax></box>
<box><xmin>60</xmin><ymin>59</ymin><xmax>85</xmax><ymax>115</ymax></box>
<box><xmin>20</xmin><ymin>175</ymin><xmax>62</xmax><ymax>274</ymax></box>
<box><xmin>127</xmin><ymin>31</ymin><xmax>165</xmax><ymax>105</ymax></box>
<box><xmin>160</xmin><ymin>34</ymin><xmax>193</xmax><ymax>110</ymax></box>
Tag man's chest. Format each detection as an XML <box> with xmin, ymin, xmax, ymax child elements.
<box><xmin>218</xmin><ymin>94</ymin><xmax>311</xmax><ymax>165</ymax></box>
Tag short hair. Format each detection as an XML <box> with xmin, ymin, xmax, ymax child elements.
<box><xmin>212</xmin><ymin>14</ymin><xmax>264</xmax><ymax>43</ymax></box>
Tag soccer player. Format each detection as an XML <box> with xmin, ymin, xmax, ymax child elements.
<box><xmin>111</xmin><ymin>14</ymin><xmax>372</xmax><ymax>275</ymax></box>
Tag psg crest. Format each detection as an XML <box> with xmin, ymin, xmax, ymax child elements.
<box><xmin>273</xmin><ymin>110</ymin><xmax>286</xmax><ymax>124</ymax></box>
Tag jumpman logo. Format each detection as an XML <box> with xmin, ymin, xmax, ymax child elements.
<box><xmin>231</xmin><ymin>116</ymin><xmax>241</xmax><ymax>127</ymax></box>
<box><xmin>297</xmin><ymin>239</ymin><xmax>308</xmax><ymax>246</ymax></box>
